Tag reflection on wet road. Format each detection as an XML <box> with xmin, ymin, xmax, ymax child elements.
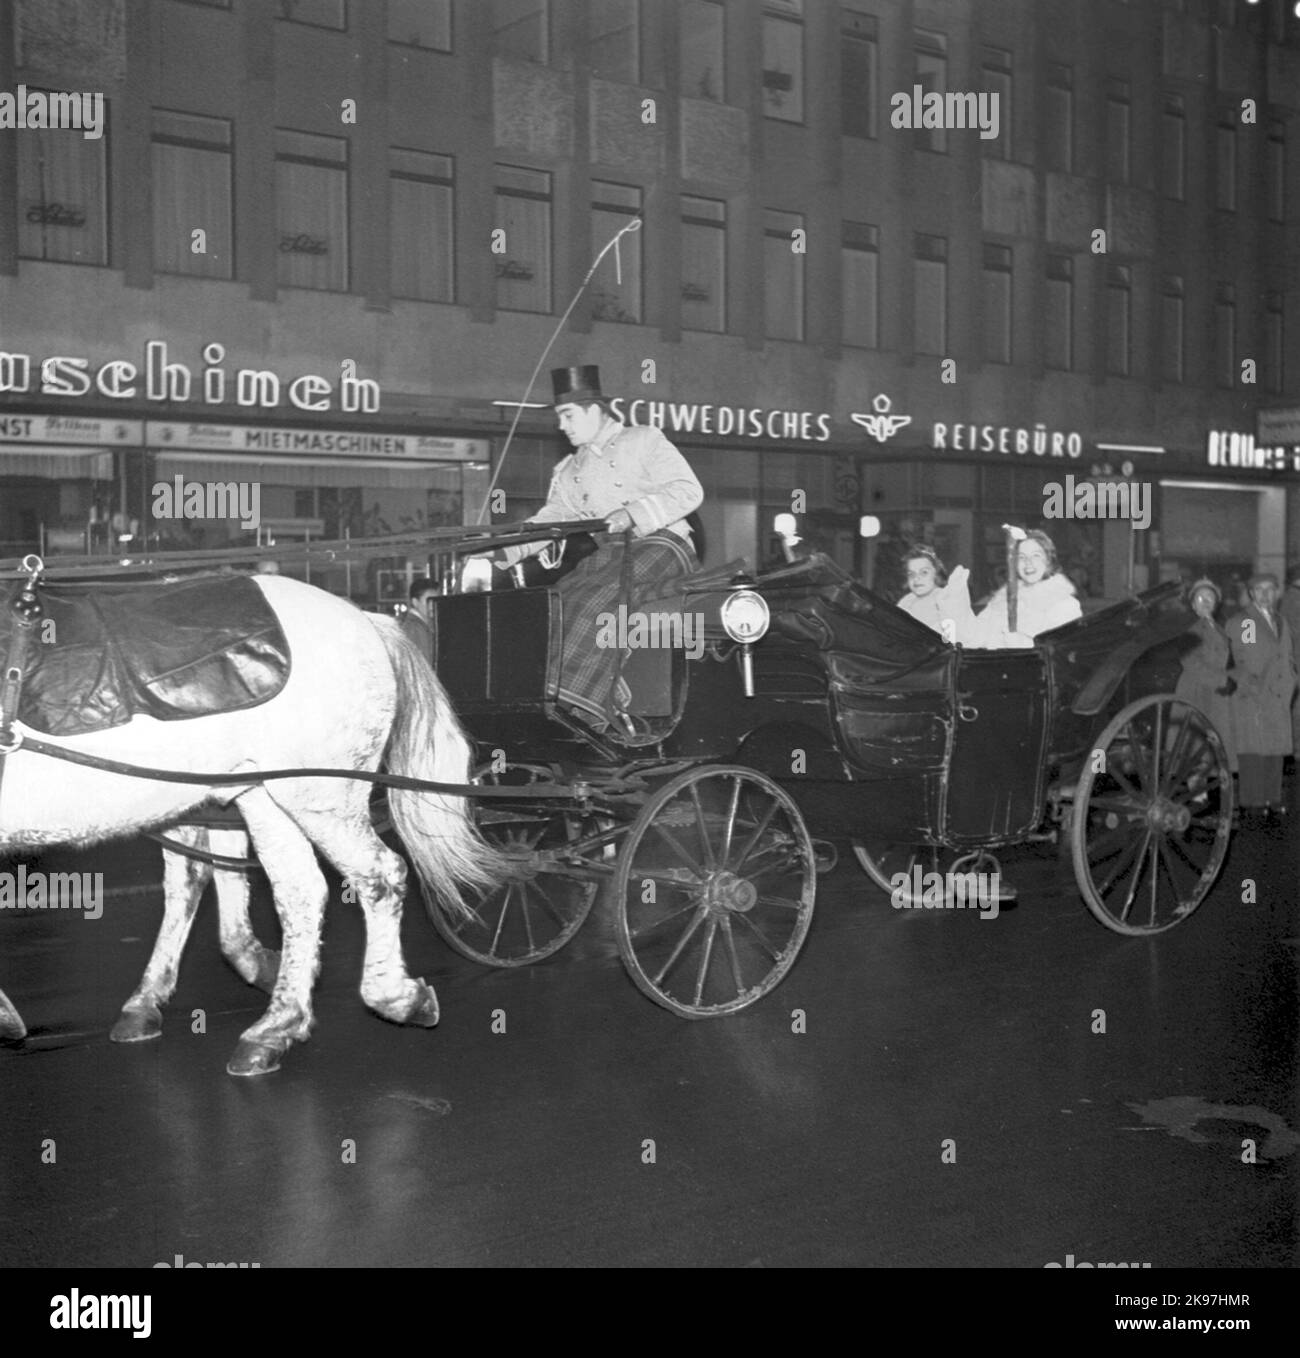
<box><xmin>2</xmin><ymin>824</ymin><xmax>1296</xmax><ymax>1268</ymax></box>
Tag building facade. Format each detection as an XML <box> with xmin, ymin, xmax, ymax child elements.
<box><xmin>1</xmin><ymin>0</ymin><xmax>1299</xmax><ymax>607</ymax></box>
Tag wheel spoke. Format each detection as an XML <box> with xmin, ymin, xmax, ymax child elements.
<box><xmin>732</xmin><ymin>910</ymin><xmax>783</xmax><ymax>961</ymax></box>
<box><xmin>1151</xmin><ymin>705</ymin><xmax>1164</xmax><ymax>795</ymax></box>
<box><xmin>755</xmin><ymin>892</ymin><xmax>806</xmax><ymax>911</ymax></box>
<box><xmin>1114</xmin><ymin>828</ymin><xmax>1154</xmax><ymax>923</ymax></box>
<box><xmin>721</xmin><ymin>917</ymin><xmax>746</xmax><ymax>997</ymax></box>
<box><xmin>719</xmin><ymin>776</ymin><xmax>742</xmax><ymax>870</ymax></box>
<box><xmin>1145</xmin><ymin>833</ymin><xmax>1160</xmax><ymax>929</ymax></box>
<box><xmin>1093</xmin><ymin>825</ymin><xmax>1148</xmax><ymax>900</ymax></box>
<box><xmin>650</xmin><ymin>905</ymin><xmax>709</xmax><ymax>987</ymax></box>
<box><xmin>693</xmin><ymin>917</ymin><xmax>719</xmax><ymax>1007</ymax></box>
<box><xmin>689</xmin><ymin>783</ymin><xmax>717</xmax><ymax>871</ymax></box>
<box><xmin>729</xmin><ymin>798</ymin><xmax>780</xmax><ymax>872</ymax></box>
<box><xmin>629</xmin><ymin>897</ymin><xmax>698</xmax><ymax>939</ymax></box>
<box><xmin>650</xmin><ymin>821</ymin><xmax>710</xmax><ymax>879</ymax></box>
<box><xmin>1160</xmin><ymin>717</ymin><xmax>1194</xmax><ymax>796</ymax></box>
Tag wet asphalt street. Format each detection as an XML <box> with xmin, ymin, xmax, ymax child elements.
<box><xmin>1</xmin><ymin>812</ymin><xmax>1296</xmax><ymax>1272</ymax></box>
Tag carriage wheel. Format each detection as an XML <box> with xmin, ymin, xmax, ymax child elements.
<box><xmin>612</xmin><ymin>765</ymin><xmax>815</xmax><ymax>1017</ymax></box>
<box><xmin>1071</xmin><ymin>696</ymin><xmax>1232</xmax><ymax>935</ymax></box>
<box><xmin>427</xmin><ymin>763</ymin><xmax>604</xmax><ymax>967</ymax></box>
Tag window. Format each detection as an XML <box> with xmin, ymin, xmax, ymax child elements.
<box><xmin>388</xmin><ymin>0</ymin><xmax>451</xmax><ymax>51</ymax></box>
<box><xmin>764</xmin><ymin>209</ymin><xmax>804</xmax><ymax>341</ymax></box>
<box><xmin>842</xmin><ymin>221</ymin><xmax>879</xmax><ymax>348</ymax></box>
<box><xmin>16</xmin><ymin>94</ymin><xmax>109</xmax><ymax>265</ymax></box>
<box><xmin>1106</xmin><ymin>264</ymin><xmax>1131</xmax><ymax>377</ymax></box>
<box><xmin>982</xmin><ymin>244</ymin><xmax>1013</xmax><ymax>364</ymax></box>
<box><xmin>1269</xmin><ymin>120</ymin><xmax>1285</xmax><ymax>223</ymax></box>
<box><xmin>390</xmin><ymin>149</ymin><xmax>453</xmax><ymax>302</ymax></box>
<box><xmin>1045</xmin><ymin>64</ymin><xmax>1072</xmax><ymax>173</ymax></box>
<box><xmin>1162</xmin><ymin>94</ymin><xmax>1185</xmax><ymax>200</ymax></box>
<box><xmin>1266</xmin><ymin>292</ymin><xmax>1284</xmax><ymax>395</ymax></box>
<box><xmin>681</xmin><ymin>0</ymin><xmax>724</xmax><ymax>101</ymax></box>
<box><xmin>495</xmin><ymin>165</ymin><xmax>551</xmax><ymax>312</ymax></box>
<box><xmin>981</xmin><ymin>47</ymin><xmax>1012</xmax><ymax>161</ymax></box>
<box><xmin>590</xmin><ymin>0</ymin><xmax>638</xmax><ymax>83</ymax></box>
<box><xmin>1161</xmin><ymin>275</ymin><xmax>1184</xmax><ymax>383</ymax></box>
<box><xmin>913</xmin><ymin>29</ymin><xmax>948</xmax><ymax>154</ymax></box>
<box><xmin>591</xmin><ymin>181</ymin><xmax>642</xmax><ymax>322</ymax></box>
<box><xmin>913</xmin><ymin>233</ymin><xmax>947</xmax><ymax>357</ymax></box>
<box><xmin>278</xmin><ymin>0</ymin><xmax>345</xmax><ymax>30</ymax></box>
<box><xmin>762</xmin><ymin>3</ymin><xmax>803</xmax><ymax>123</ymax></box>
<box><xmin>1106</xmin><ymin>79</ymin><xmax>1130</xmax><ymax>184</ymax></box>
<box><xmin>1216</xmin><ymin>111</ymin><xmax>1236</xmax><ymax>211</ymax></box>
<box><xmin>841</xmin><ymin>9</ymin><xmax>877</xmax><ymax>140</ymax></box>
<box><xmin>152</xmin><ymin>110</ymin><xmax>232</xmax><ymax>279</ymax></box>
<box><xmin>1214</xmin><ymin>283</ymin><xmax>1235</xmax><ymax>388</ymax></box>
<box><xmin>275</xmin><ymin>130</ymin><xmax>348</xmax><ymax>290</ymax></box>
<box><xmin>681</xmin><ymin>195</ymin><xmax>725</xmax><ymax>333</ymax></box>
<box><xmin>494</xmin><ymin>0</ymin><xmax>547</xmax><ymax>63</ymax></box>
<box><xmin>1045</xmin><ymin>255</ymin><xmax>1073</xmax><ymax>371</ymax></box>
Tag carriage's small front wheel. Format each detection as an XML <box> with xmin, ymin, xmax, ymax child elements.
<box><xmin>612</xmin><ymin>765</ymin><xmax>815</xmax><ymax>1017</ymax></box>
<box><xmin>1071</xmin><ymin>696</ymin><xmax>1233</xmax><ymax>935</ymax></box>
<box><xmin>427</xmin><ymin>763</ymin><xmax>607</xmax><ymax>966</ymax></box>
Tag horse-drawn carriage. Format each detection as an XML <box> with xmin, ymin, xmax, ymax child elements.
<box><xmin>0</xmin><ymin>520</ymin><xmax>1233</xmax><ymax>1071</ymax></box>
<box><xmin>415</xmin><ymin>524</ymin><xmax>1234</xmax><ymax>1016</ymax></box>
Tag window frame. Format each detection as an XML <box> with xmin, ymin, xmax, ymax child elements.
<box><xmin>389</xmin><ymin>147</ymin><xmax>455</xmax><ymax>303</ymax></box>
<box><xmin>151</xmin><ymin>107</ymin><xmax>235</xmax><ymax>280</ymax></box>
<box><xmin>387</xmin><ymin>0</ymin><xmax>452</xmax><ymax>52</ymax></box>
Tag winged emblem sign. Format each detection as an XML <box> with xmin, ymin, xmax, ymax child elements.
<box><xmin>851</xmin><ymin>394</ymin><xmax>912</xmax><ymax>444</ymax></box>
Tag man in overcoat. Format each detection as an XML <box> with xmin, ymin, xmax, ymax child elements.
<box><xmin>1277</xmin><ymin>565</ymin><xmax>1300</xmax><ymax>769</ymax></box>
<box><xmin>1227</xmin><ymin>572</ymin><xmax>1297</xmax><ymax>821</ymax></box>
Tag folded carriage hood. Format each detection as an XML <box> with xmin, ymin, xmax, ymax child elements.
<box><xmin>1030</xmin><ymin>581</ymin><xmax>1197</xmax><ymax>716</ymax></box>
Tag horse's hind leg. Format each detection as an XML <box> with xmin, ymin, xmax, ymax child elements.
<box><xmin>226</xmin><ymin>787</ymin><xmax>327</xmax><ymax>1077</ymax></box>
<box><xmin>0</xmin><ymin>987</ymin><xmax>25</xmax><ymax>1042</ymax></box>
<box><xmin>294</xmin><ymin>808</ymin><xmax>439</xmax><ymax>1028</ymax></box>
<box><xmin>210</xmin><ymin>829</ymin><xmax>279</xmax><ymax>993</ymax></box>
<box><xmin>111</xmin><ymin>826</ymin><xmax>212</xmax><ymax>1043</ymax></box>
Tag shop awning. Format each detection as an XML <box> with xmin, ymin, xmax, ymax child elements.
<box><xmin>0</xmin><ymin>448</ymin><xmax>114</xmax><ymax>480</ymax></box>
<box><xmin>153</xmin><ymin>452</ymin><xmax>461</xmax><ymax>491</ymax></box>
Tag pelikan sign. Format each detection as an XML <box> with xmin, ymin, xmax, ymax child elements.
<box><xmin>0</xmin><ymin>342</ymin><xmax>380</xmax><ymax>412</ymax></box>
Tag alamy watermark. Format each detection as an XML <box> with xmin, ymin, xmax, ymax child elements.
<box><xmin>1</xmin><ymin>86</ymin><xmax>104</xmax><ymax>140</ymax></box>
<box><xmin>595</xmin><ymin>605</ymin><xmax>706</xmax><ymax>661</ymax></box>
<box><xmin>1043</xmin><ymin>475</ymin><xmax>1151</xmax><ymax>529</ymax></box>
<box><xmin>0</xmin><ymin>867</ymin><xmax>102</xmax><ymax>920</ymax></box>
<box><xmin>890</xmin><ymin>868</ymin><xmax>1001</xmax><ymax>920</ymax></box>
<box><xmin>890</xmin><ymin>85</ymin><xmax>1000</xmax><ymax>140</ymax></box>
<box><xmin>151</xmin><ymin>475</ymin><xmax>261</xmax><ymax>531</ymax></box>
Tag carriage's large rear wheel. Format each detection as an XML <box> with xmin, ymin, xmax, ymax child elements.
<box><xmin>427</xmin><ymin>763</ymin><xmax>607</xmax><ymax>966</ymax></box>
<box><xmin>612</xmin><ymin>766</ymin><xmax>815</xmax><ymax>1017</ymax></box>
<box><xmin>1070</xmin><ymin>695</ymin><xmax>1233</xmax><ymax>935</ymax></box>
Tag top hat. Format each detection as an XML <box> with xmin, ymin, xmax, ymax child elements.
<box><xmin>551</xmin><ymin>365</ymin><xmax>608</xmax><ymax>408</ymax></box>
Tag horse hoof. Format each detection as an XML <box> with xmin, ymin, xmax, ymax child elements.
<box><xmin>0</xmin><ymin>998</ymin><xmax>26</xmax><ymax>1043</ymax></box>
<box><xmin>110</xmin><ymin>1006</ymin><xmax>163</xmax><ymax>1043</ymax></box>
<box><xmin>227</xmin><ymin>1039</ymin><xmax>282</xmax><ymax>1077</ymax></box>
<box><xmin>406</xmin><ymin>980</ymin><xmax>440</xmax><ymax>1028</ymax></box>
<box><xmin>252</xmin><ymin>949</ymin><xmax>281</xmax><ymax>994</ymax></box>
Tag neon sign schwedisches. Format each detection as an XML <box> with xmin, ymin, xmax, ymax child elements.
<box><xmin>0</xmin><ymin>341</ymin><xmax>380</xmax><ymax>413</ymax></box>
<box><xmin>607</xmin><ymin>397</ymin><xmax>833</xmax><ymax>442</ymax></box>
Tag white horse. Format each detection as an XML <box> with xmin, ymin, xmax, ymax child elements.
<box><xmin>0</xmin><ymin>575</ymin><xmax>501</xmax><ymax>1075</ymax></box>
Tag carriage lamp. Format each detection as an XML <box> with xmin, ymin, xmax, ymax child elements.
<box><xmin>720</xmin><ymin>589</ymin><xmax>770</xmax><ymax>697</ymax></box>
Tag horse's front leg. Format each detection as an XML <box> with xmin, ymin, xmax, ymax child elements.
<box><xmin>0</xmin><ymin>986</ymin><xmax>25</xmax><ymax>1042</ymax></box>
<box><xmin>110</xmin><ymin>826</ymin><xmax>212</xmax><ymax>1043</ymax></box>
<box><xmin>225</xmin><ymin>787</ymin><xmax>326</xmax><ymax>1077</ymax></box>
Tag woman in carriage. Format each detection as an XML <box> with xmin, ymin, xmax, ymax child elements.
<box><xmin>963</xmin><ymin>529</ymin><xmax>1082</xmax><ymax>648</ymax></box>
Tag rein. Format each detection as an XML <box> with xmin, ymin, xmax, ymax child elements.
<box><xmin>8</xmin><ymin>732</ymin><xmax>585</xmax><ymax>801</ymax></box>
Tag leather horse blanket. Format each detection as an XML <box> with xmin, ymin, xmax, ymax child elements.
<box><xmin>0</xmin><ymin>573</ymin><xmax>290</xmax><ymax>737</ymax></box>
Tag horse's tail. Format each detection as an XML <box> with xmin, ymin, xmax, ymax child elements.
<box><xmin>369</xmin><ymin>616</ymin><xmax>504</xmax><ymax>921</ymax></box>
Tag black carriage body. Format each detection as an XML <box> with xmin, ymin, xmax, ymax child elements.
<box><xmin>423</xmin><ymin>556</ymin><xmax>1197</xmax><ymax>855</ymax></box>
